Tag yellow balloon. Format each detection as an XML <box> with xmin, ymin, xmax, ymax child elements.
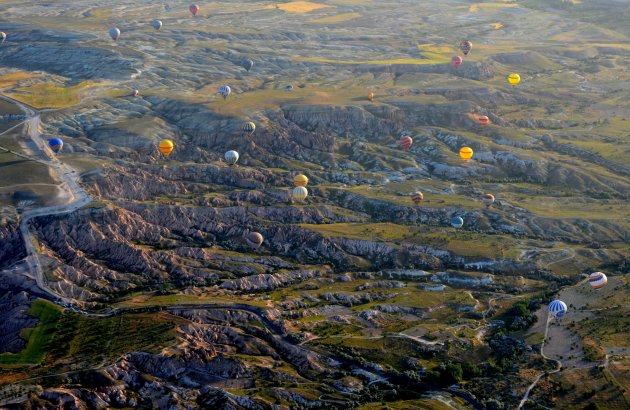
<box><xmin>159</xmin><ymin>139</ymin><xmax>174</xmax><ymax>157</ymax></box>
<box><xmin>508</xmin><ymin>73</ymin><xmax>521</xmax><ymax>87</ymax></box>
<box><xmin>459</xmin><ymin>146</ymin><xmax>474</xmax><ymax>161</ymax></box>
<box><xmin>294</xmin><ymin>174</ymin><xmax>308</xmax><ymax>187</ymax></box>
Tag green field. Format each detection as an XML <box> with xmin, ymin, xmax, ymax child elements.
<box><xmin>0</xmin><ymin>300</ymin><xmax>62</xmax><ymax>365</ymax></box>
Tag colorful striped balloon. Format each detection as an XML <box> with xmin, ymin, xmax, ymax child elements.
<box><xmin>411</xmin><ymin>191</ymin><xmax>424</xmax><ymax>205</ymax></box>
<box><xmin>292</xmin><ymin>186</ymin><xmax>308</xmax><ymax>202</ymax></box>
<box><xmin>588</xmin><ymin>272</ymin><xmax>607</xmax><ymax>290</ymax></box>
<box><xmin>478</xmin><ymin>115</ymin><xmax>490</xmax><ymax>126</ymax></box>
<box><xmin>548</xmin><ymin>300</ymin><xmax>567</xmax><ymax>318</ymax></box>
<box><xmin>460</xmin><ymin>40</ymin><xmax>472</xmax><ymax>56</ymax></box>
<box><xmin>48</xmin><ymin>138</ymin><xmax>63</xmax><ymax>154</ymax></box>
<box><xmin>400</xmin><ymin>136</ymin><xmax>413</xmax><ymax>150</ymax></box>
<box><xmin>482</xmin><ymin>193</ymin><xmax>495</xmax><ymax>208</ymax></box>
<box><xmin>243</xmin><ymin>121</ymin><xmax>256</xmax><ymax>135</ymax></box>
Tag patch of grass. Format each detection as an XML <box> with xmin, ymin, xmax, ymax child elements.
<box><xmin>276</xmin><ymin>1</ymin><xmax>332</xmax><ymax>13</ymax></box>
<box><xmin>0</xmin><ymin>73</ymin><xmax>40</xmax><ymax>90</ymax></box>
<box><xmin>6</xmin><ymin>81</ymin><xmax>95</xmax><ymax>109</ymax></box>
<box><xmin>114</xmin><ymin>292</ymin><xmax>269</xmax><ymax>309</ymax></box>
<box><xmin>48</xmin><ymin>312</ymin><xmax>181</xmax><ymax>365</ymax></box>
<box><xmin>299</xmin><ymin>222</ymin><xmax>413</xmax><ymax>241</ymax></box>
<box><xmin>0</xmin><ymin>299</ymin><xmax>62</xmax><ymax>365</ymax></box>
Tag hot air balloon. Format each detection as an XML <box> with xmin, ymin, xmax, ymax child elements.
<box><xmin>285</xmin><ymin>84</ymin><xmax>294</xmax><ymax>91</ymax></box>
<box><xmin>292</xmin><ymin>186</ymin><xmax>308</xmax><ymax>202</ymax></box>
<box><xmin>548</xmin><ymin>300</ymin><xmax>567</xmax><ymax>318</ymax></box>
<box><xmin>294</xmin><ymin>174</ymin><xmax>308</xmax><ymax>187</ymax></box>
<box><xmin>459</xmin><ymin>147</ymin><xmax>474</xmax><ymax>161</ymax></box>
<box><xmin>131</xmin><ymin>89</ymin><xmax>139</xmax><ymax>97</ymax></box>
<box><xmin>460</xmin><ymin>40</ymin><xmax>472</xmax><ymax>56</ymax></box>
<box><xmin>225</xmin><ymin>150</ymin><xmax>239</xmax><ymax>166</ymax></box>
<box><xmin>189</xmin><ymin>4</ymin><xmax>200</xmax><ymax>16</ymax></box>
<box><xmin>588</xmin><ymin>272</ymin><xmax>607</xmax><ymax>290</ymax></box>
<box><xmin>48</xmin><ymin>138</ymin><xmax>63</xmax><ymax>154</ymax></box>
<box><xmin>243</xmin><ymin>121</ymin><xmax>256</xmax><ymax>136</ymax></box>
<box><xmin>242</xmin><ymin>58</ymin><xmax>254</xmax><ymax>72</ymax></box>
<box><xmin>452</xmin><ymin>56</ymin><xmax>463</xmax><ymax>68</ymax></box>
<box><xmin>0</xmin><ymin>32</ymin><xmax>6</xmax><ymax>45</ymax></box>
<box><xmin>368</xmin><ymin>92</ymin><xmax>375</xmax><ymax>102</ymax></box>
<box><xmin>152</xmin><ymin>20</ymin><xmax>163</xmax><ymax>30</ymax></box>
<box><xmin>478</xmin><ymin>115</ymin><xmax>490</xmax><ymax>126</ymax></box>
<box><xmin>219</xmin><ymin>85</ymin><xmax>231</xmax><ymax>100</ymax></box>
<box><xmin>109</xmin><ymin>27</ymin><xmax>121</xmax><ymax>41</ymax></box>
<box><xmin>159</xmin><ymin>139</ymin><xmax>174</xmax><ymax>157</ymax></box>
<box><xmin>245</xmin><ymin>232</ymin><xmax>264</xmax><ymax>250</ymax></box>
<box><xmin>482</xmin><ymin>193</ymin><xmax>495</xmax><ymax>208</ymax></box>
<box><xmin>411</xmin><ymin>191</ymin><xmax>424</xmax><ymax>205</ymax></box>
<box><xmin>508</xmin><ymin>73</ymin><xmax>521</xmax><ymax>87</ymax></box>
<box><xmin>400</xmin><ymin>135</ymin><xmax>413</xmax><ymax>150</ymax></box>
<box><xmin>451</xmin><ymin>216</ymin><xmax>464</xmax><ymax>228</ymax></box>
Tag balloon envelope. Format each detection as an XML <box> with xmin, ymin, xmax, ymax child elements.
<box><xmin>245</xmin><ymin>232</ymin><xmax>264</xmax><ymax>250</ymax></box>
<box><xmin>368</xmin><ymin>92</ymin><xmax>375</xmax><ymax>102</ymax></box>
<box><xmin>459</xmin><ymin>147</ymin><xmax>474</xmax><ymax>161</ymax></box>
<box><xmin>451</xmin><ymin>217</ymin><xmax>464</xmax><ymax>228</ymax></box>
<box><xmin>478</xmin><ymin>115</ymin><xmax>490</xmax><ymax>126</ymax></box>
<box><xmin>109</xmin><ymin>27</ymin><xmax>120</xmax><ymax>41</ymax></box>
<box><xmin>225</xmin><ymin>150</ymin><xmax>239</xmax><ymax>165</ymax></box>
<box><xmin>294</xmin><ymin>174</ymin><xmax>308</xmax><ymax>187</ymax></box>
<box><xmin>482</xmin><ymin>193</ymin><xmax>495</xmax><ymax>207</ymax></box>
<box><xmin>242</xmin><ymin>58</ymin><xmax>254</xmax><ymax>72</ymax></box>
<box><xmin>131</xmin><ymin>89</ymin><xmax>139</xmax><ymax>97</ymax></box>
<box><xmin>48</xmin><ymin>138</ymin><xmax>63</xmax><ymax>154</ymax></box>
<box><xmin>400</xmin><ymin>136</ymin><xmax>413</xmax><ymax>150</ymax></box>
<box><xmin>292</xmin><ymin>186</ymin><xmax>308</xmax><ymax>202</ymax></box>
<box><xmin>508</xmin><ymin>73</ymin><xmax>521</xmax><ymax>86</ymax></box>
<box><xmin>549</xmin><ymin>300</ymin><xmax>567</xmax><ymax>317</ymax></box>
<box><xmin>219</xmin><ymin>85</ymin><xmax>231</xmax><ymax>99</ymax></box>
<box><xmin>243</xmin><ymin>121</ymin><xmax>256</xmax><ymax>135</ymax></box>
<box><xmin>452</xmin><ymin>56</ymin><xmax>463</xmax><ymax>67</ymax></box>
<box><xmin>152</xmin><ymin>20</ymin><xmax>162</xmax><ymax>30</ymax></box>
<box><xmin>0</xmin><ymin>32</ymin><xmax>6</xmax><ymax>44</ymax></box>
<box><xmin>588</xmin><ymin>272</ymin><xmax>607</xmax><ymax>290</ymax></box>
<box><xmin>460</xmin><ymin>40</ymin><xmax>472</xmax><ymax>55</ymax></box>
<box><xmin>411</xmin><ymin>191</ymin><xmax>424</xmax><ymax>205</ymax></box>
<box><xmin>189</xmin><ymin>4</ymin><xmax>200</xmax><ymax>15</ymax></box>
<box><xmin>159</xmin><ymin>139</ymin><xmax>174</xmax><ymax>157</ymax></box>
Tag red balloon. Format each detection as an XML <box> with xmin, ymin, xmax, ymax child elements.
<box><xmin>400</xmin><ymin>136</ymin><xmax>413</xmax><ymax>150</ymax></box>
<box><xmin>189</xmin><ymin>4</ymin><xmax>200</xmax><ymax>15</ymax></box>
<box><xmin>452</xmin><ymin>56</ymin><xmax>463</xmax><ymax>68</ymax></box>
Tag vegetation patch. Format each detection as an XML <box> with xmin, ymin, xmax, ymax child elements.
<box><xmin>0</xmin><ymin>300</ymin><xmax>62</xmax><ymax>365</ymax></box>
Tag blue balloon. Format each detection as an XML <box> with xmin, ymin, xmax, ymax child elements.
<box><xmin>48</xmin><ymin>138</ymin><xmax>63</xmax><ymax>154</ymax></box>
<box><xmin>548</xmin><ymin>300</ymin><xmax>567</xmax><ymax>318</ymax></box>
<box><xmin>451</xmin><ymin>216</ymin><xmax>464</xmax><ymax>228</ymax></box>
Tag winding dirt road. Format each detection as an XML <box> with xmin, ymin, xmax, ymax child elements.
<box><xmin>0</xmin><ymin>94</ymin><xmax>92</xmax><ymax>305</ymax></box>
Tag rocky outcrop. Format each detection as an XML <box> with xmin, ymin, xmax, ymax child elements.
<box><xmin>221</xmin><ymin>269</ymin><xmax>322</xmax><ymax>292</ymax></box>
<box><xmin>0</xmin><ymin>216</ymin><xmax>25</xmax><ymax>269</ymax></box>
<box><xmin>0</xmin><ymin>291</ymin><xmax>37</xmax><ymax>353</ymax></box>
<box><xmin>0</xmin><ymin>43</ymin><xmax>140</xmax><ymax>80</ymax></box>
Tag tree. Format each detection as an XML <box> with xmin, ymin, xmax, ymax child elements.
<box><xmin>439</xmin><ymin>363</ymin><xmax>463</xmax><ymax>385</ymax></box>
